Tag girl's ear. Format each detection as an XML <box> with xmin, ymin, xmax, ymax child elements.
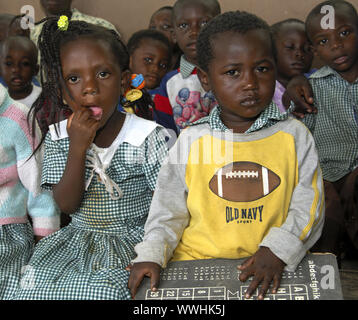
<box><xmin>197</xmin><ymin>68</ymin><xmax>211</xmax><ymax>92</ymax></box>
<box><xmin>121</xmin><ymin>69</ymin><xmax>132</xmax><ymax>93</ymax></box>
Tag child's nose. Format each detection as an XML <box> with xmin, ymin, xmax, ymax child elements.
<box><xmin>83</xmin><ymin>79</ymin><xmax>98</xmax><ymax>96</ymax></box>
<box><xmin>11</xmin><ymin>64</ymin><xmax>20</xmax><ymax>73</ymax></box>
<box><xmin>331</xmin><ymin>35</ymin><xmax>343</xmax><ymax>50</ymax></box>
<box><xmin>188</xmin><ymin>23</ymin><xmax>201</xmax><ymax>38</ymax></box>
<box><xmin>295</xmin><ymin>48</ymin><xmax>305</xmax><ymax>59</ymax></box>
<box><xmin>242</xmin><ymin>71</ymin><xmax>258</xmax><ymax>90</ymax></box>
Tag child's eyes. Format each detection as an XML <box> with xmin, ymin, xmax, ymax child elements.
<box><xmin>144</xmin><ymin>57</ymin><xmax>153</xmax><ymax>64</ymax></box>
<box><xmin>161</xmin><ymin>24</ymin><xmax>172</xmax><ymax>31</ymax></box>
<box><xmin>340</xmin><ymin>30</ymin><xmax>350</xmax><ymax>37</ymax></box>
<box><xmin>4</xmin><ymin>61</ymin><xmax>12</xmax><ymax>67</ymax></box>
<box><xmin>225</xmin><ymin>70</ymin><xmax>239</xmax><ymax>77</ymax></box>
<box><xmin>318</xmin><ymin>39</ymin><xmax>328</xmax><ymax>45</ymax></box>
<box><xmin>200</xmin><ymin>20</ymin><xmax>208</xmax><ymax>28</ymax></box>
<box><xmin>98</xmin><ymin>71</ymin><xmax>110</xmax><ymax>79</ymax></box>
<box><xmin>178</xmin><ymin>23</ymin><xmax>188</xmax><ymax>29</ymax></box>
<box><xmin>256</xmin><ymin>66</ymin><xmax>269</xmax><ymax>73</ymax></box>
<box><xmin>22</xmin><ymin>61</ymin><xmax>31</xmax><ymax>67</ymax></box>
<box><xmin>159</xmin><ymin>62</ymin><xmax>168</xmax><ymax>70</ymax></box>
<box><xmin>67</xmin><ymin>76</ymin><xmax>79</xmax><ymax>84</ymax></box>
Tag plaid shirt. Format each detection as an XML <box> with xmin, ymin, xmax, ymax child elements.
<box><xmin>301</xmin><ymin>66</ymin><xmax>358</xmax><ymax>182</ymax></box>
<box><xmin>179</xmin><ymin>55</ymin><xmax>196</xmax><ymax>79</ymax></box>
<box><xmin>194</xmin><ymin>101</ymin><xmax>292</xmax><ymax>133</ymax></box>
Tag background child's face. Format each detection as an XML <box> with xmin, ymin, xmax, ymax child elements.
<box><xmin>60</xmin><ymin>38</ymin><xmax>126</xmax><ymax>127</ymax></box>
<box><xmin>129</xmin><ymin>39</ymin><xmax>170</xmax><ymax>89</ymax></box>
<box><xmin>201</xmin><ymin>30</ymin><xmax>276</xmax><ymax>123</ymax></box>
<box><xmin>308</xmin><ymin>7</ymin><xmax>358</xmax><ymax>81</ymax></box>
<box><xmin>40</xmin><ymin>0</ymin><xmax>72</xmax><ymax>16</ymax></box>
<box><xmin>149</xmin><ymin>9</ymin><xmax>174</xmax><ymax>44</ymax></box>
<box><xmin>275</xmin><ymin>23</ymin><xmax>313</xmax><ymax>85</ymax></box>
<box><xmin>173</xmin><ymin>2</ymin><xmax>215</xmax><ymax>64</ymax></box>
<box><xmin>0</xmin><ymin>43</ymin><xmax>37</xmax><ymax>95</ymax></box>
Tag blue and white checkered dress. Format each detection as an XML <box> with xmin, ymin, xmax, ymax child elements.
<box><xmin>12</xmin><ymin>114</ymin><xmax>169</xmax><ymax>300</ymax></box>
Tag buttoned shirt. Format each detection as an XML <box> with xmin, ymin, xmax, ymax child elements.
<box><xmin>301</xmin><ymin>65</ymin><xmax>358</xmax><ymax>182</ymax></box>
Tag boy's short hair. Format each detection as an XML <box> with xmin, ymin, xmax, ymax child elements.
<box><xmin>127</xmin><ymin>29</ymin><xmax>172</xmax><ymax>56</ymax></box>
<box><xmin>197</xmin><ymin>11</ymin><xmax>272</xmax><ymax>72</ymax></box>
<box><xmin>271</xmin><ymin>18</ymin><xmax>305</xmax><ymax>39</ymax></box>
<box><xmin>305</xmin><ymin>0</ymin><xmax>358</xmax><ymax>39</ymax></box>
<box><xmin>270</xmin><ymin>19</ymin><xmax>306</xmax><ymax>58</ymax></box>
<box><xmin>172</xmin><ymin>0</ymin><xmax>221</xmax><ymax>21</ymax></box>
<box><xmin>1</xmin><ymin>36</ymin><xmax>38</xmax><ymax>65</ymax></box>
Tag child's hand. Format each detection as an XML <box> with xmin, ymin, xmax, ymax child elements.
<box><xmin>127</xmin><ymin>262</ymin><xmax>161</xmax><ymax>299</ymax></box>
<box><xmin>238</xmin><ymin>246</ymin><xmax>285</xmax><ymax>300</ymax></box>
<box><xmin>284</xmin><ymin>74</ymin><xmax>317</xmax><ymax>119</ymax></box>
<box><xmin>67</xmin><ymin>108</ymin><xmax>100</xmax><ymax>152</ymax></box>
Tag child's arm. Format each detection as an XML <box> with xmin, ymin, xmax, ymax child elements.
<box><xmin>241</xmin><ymin>120</ymin><xmax>324</xmax><ymax>298</ymax></box>
<box><xmin>16</xmin><ymin>111</ymin><xmax>60</xmax><ymax>238</ymax></box>
<box><xmin>52</xmin><ymin>109</ymin><xmax>100</xmax><ymax>214</ymax></box>
<box><xmin>284</xmin><ymin>75</ymin><xmax>317</xmax><ymax>118</ymax></box>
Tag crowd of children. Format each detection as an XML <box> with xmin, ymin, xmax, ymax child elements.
<box><xmin>0</xmin><ymin>0</ymin><xmax>357</xmax><ymax>300</ymax></box>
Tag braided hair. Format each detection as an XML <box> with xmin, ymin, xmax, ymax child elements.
<box><xmin>30</xmin><ymin>17</ymin><xmax>129</xmax><ymax>141</ymax></box>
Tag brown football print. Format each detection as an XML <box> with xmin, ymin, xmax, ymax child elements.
<box><xmin>209</xmin><ymin>161</ymin><xmax>281</xmax><ymax>202</ymax></box>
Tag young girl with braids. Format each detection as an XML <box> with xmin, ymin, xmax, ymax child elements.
<box><xmin>13</xmin><ymin>16</ymin><xmax>169</xmax><ymax>300</ymax></box>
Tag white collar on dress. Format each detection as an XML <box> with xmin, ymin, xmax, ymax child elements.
<box><xmin>49</xmin><ymin>112</ymin><xmax>160</xmax><ymax>147</ymax></box>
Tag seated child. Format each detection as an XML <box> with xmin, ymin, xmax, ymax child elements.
<box><xmin>13</xmin><ymin>18</ymin><xmax>169</xmax><ymax>300</ymax></box>
<box><xmin>128</xmin><ymin>11</ymin><xmax>324</xmax><ymax>300</ymax></box>
<box><xmin>0</xmin><ymin>36</ymin><xmax>41</xmax><ymax>108</ymax></box>
<box><xmin>148</xmin><ymin>6</ymin><xmax>182</xmax><ymax>69</ymax></box>
<box><xmin>127</xmin><ymin>29</ymin><xmax>172</xmax><ymax>91</ymax></box>
<box><xmin>271</xmin><ymin>19</ymin><xmax>313</xmax><ymax>112</ymax></box>
<box><xmin>0</xmin><ymin>83</ymin><xmax>59</xmax><ymax>299</ymax></box>
<box><xmin>125</xmin><ymin>29</ymin><xmax>177</xmax><ymax>135</ymax></box>
<box><xmin>296</xmin><ymin>0</ymin><xmax>358</xmax><ymax>257</ymax></box>
<box><xmin>152</xmin><ymin>0</ymin><xmax>221</xmax><ymax>133</ymax></box>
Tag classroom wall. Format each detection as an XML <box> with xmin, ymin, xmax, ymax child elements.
<box><xmin>2</xmin><ymin>0</ymin><xmax>358</xmax><ymax>42</ymax></box>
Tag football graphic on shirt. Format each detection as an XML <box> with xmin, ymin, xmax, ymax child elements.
<box><xmin>209</xmin><ymin>161</ymin><xmax>281</xmax><ymax>202</ymax></box>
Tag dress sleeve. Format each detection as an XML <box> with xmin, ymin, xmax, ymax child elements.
<box><xmin>260</xmin><ymin>121</ymin><xmax>325</xmax><ymax>271</ymax></box>
<box><xmin>41</xmin><ymin>132</ymin><xmax>68</xmax><ymax>190</ymax></box>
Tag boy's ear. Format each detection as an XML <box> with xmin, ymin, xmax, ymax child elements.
<box><xmin>197</xmin><ymin>68</ymin><xmax>211</xmax><ymax>92</ymax></box>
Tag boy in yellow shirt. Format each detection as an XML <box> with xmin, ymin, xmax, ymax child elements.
<box><xmin>128</xmin><ymin>11</ymin><xmax>324</xmax><ymax>300</ymax></box>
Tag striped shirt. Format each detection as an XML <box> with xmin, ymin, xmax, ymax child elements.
<box><xmin>301</xmin><ymin>66</ymin><xmax>358</xmax><ymax>182</ymax></box>
<box><xmin>0</xmin><ymin>84</ymin><xmax>60</xmax><ymax>236</ymax></box>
